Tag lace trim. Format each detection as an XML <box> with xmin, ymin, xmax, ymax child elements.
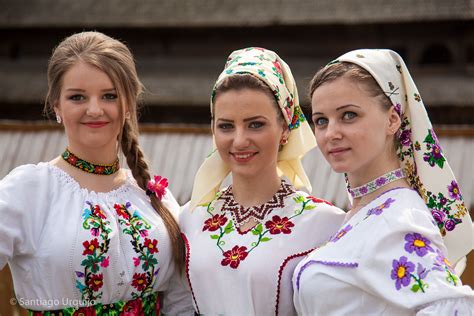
<box><xmin>296</xmin><ymin>259</ymin><xmax>359</xmax><ymax>291</ymax></box>
<box><xmin>219</xmin><ymin>180</ymin><xmax>295</xmax><ymax>228</ymax></box>
<box><xmin>44</xmin><ymin>162</ymin><xmax>132</xmax><ymax>198</ymax></box>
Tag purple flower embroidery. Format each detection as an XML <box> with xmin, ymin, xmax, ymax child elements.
<box><xmin>359</xmin><ymin>186</ymin><xmax>369</xmax><ymax>195</ymax></box>
<box><xmin>331</xmin><ymin>224</ymin><xmax>352</xmax><ymax>242</ymax></box>
<box><xmin>404</xmin><ymin>233</ymin><xmax>434</xmax><ymax>257</ymax></box>
<box><xmin>433</xmin><ymin>249</ymin><xmax>453</xmax><ymax>272</ymax></box>
<box><xmin>447</xmin><ymin>180</ymin><xmax>462</xmax><ymax>201</ymax></box>
<box><xmin>445</xmin><ymin>219</ymin><xmax>456</xmax><ymax>231</ymax></box>
<box><xmin>416</xmin><ymin>262</ymin><xmax>430</xmax><ymax>280</ymax></box>
<box><xmin>367</xmin><ymin>198</ymin><xmax>395</xmax><ymax>216</ymax></box>
<box><xmin>375</xmin><ymin>177</ymin><xmax>387</xmax><ymax>186</ymax></box>
<box><xmin>431</xmin><ymin>209</ymin><xmax>446</xmax><ymax>226</ymax></box>
<box><xmin>399</xmin><ymin>129</ymin><xmax>412</xmax><ymax>146</ymax></box>
<box><xmin>391</xmin><ymin>256</ymin><xmax>415</xmax><ymax>290</ymax></box>
<box><xmin>394</xmin><ymin>103</ymin><xmax>402</xmax><ymax>116</ymax></box>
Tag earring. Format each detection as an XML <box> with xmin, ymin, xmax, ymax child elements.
<box><xmin>280</xmin><ymin>138</ymin><xmax>288</xmax><ymax>145</ymax></box>
<box><xmin>56</xmin><ymin>115</ymin><xmax>62</xmax><ymax>124</ymax></box>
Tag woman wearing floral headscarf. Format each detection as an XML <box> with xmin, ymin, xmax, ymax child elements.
<box><xmin>179</xmin><ymin>47</ymin><xmax>345</xmax><ymax>315</ymax></box>
<box><xmin>293</xmin><ymin>49</ymin><xmax>474</xmax><ymax>314</ymax></box>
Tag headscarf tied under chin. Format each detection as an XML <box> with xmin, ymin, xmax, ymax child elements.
<box><xmin>190</xmin><ymin>47</ymin><xmax>316</xmax><ymax>209</ymax></box>
<box><xmin>335</xmin><ymin>49</ymin><xmax>472</xmax><ymax>263</ymax></box>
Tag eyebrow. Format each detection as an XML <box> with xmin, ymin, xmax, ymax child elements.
<box><xmin>216</xmin><ymin>115</ymin><xmax>268</xmax><ymax>122</ymax></box>
<box><xmin>65</xmin><ymin>88</ymin><xmax>116</xmax><ymax>92</ymax></box>
<box><xmin>312</xmin><ymin>104</ymin><xmax>361</xmax><ymax>117</ymax></box>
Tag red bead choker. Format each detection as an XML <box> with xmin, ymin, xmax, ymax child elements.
<box><xmin>62</xmin><ymin>148</ymin><xmax>120</xmax><ymax>175</ymax></box>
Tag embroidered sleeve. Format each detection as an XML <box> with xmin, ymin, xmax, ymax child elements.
<box><xmin>359</xmin><ymin>205</ymin><xmax>474</xmax><ymax>310</ymax></box>
<box><xmin>0</xmin><ymin>165</ymin><xmax>44</xmax><ymax>268</ymax></box>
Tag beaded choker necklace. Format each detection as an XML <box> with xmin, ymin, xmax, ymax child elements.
<box><xmin>348</xmin><ymin>168</ymin><xmax>406</xmax><ymax>199</ymax></box>
<box><xmin>62</xmin><ymin>148</ymin><xmax>120</xmax><ymax>175</ymax></box>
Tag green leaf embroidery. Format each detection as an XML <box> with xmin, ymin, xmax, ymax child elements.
<box><xmin>224</xmin><ymin>220</ymin><xmax>234</xmax><ymax>234</ymax></box>
<box><xmin>411</xmin><ymin>284</ymin><xmax>420</xmax><ymax>292</ymax></box>
<box><xmin>210</xmin><ymin>234</ymin><xmax>220</xmax><ymax>239</ymax></box>
<box><xmin>260</xmin><ymin>237</ymin><xmax>272</xmax><ymax>242</ymax></box>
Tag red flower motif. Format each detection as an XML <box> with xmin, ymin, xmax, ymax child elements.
<box><xmin>146</xmin><ymin>176</ymin><xmax>168</xmax><ymax>200</ymax></box>
<box><xmin>114</xmin><ymin>203</ymin><xmax>130</xmax><ymax>220</ymax></box>
<box><xmin>144</xmin><ymin>238</ymin><xmax>159</xmax><ymax>254</ymax></box>
<box><xmin>265</xmin><ymin>215</ymin><xmax>294</xmax><ymax>234</ymax></box>
<box><xmin>94</xmin><ymin>166</ymin><xmax>105</xmax><ymax>174</ymax></box>
<box><xmin>221</xmin><ymin>245</ymin><xmax>248</xmax><ymax>269</ymax></box>
<box><xmin>73</xmin><ymin>307</ymin><xmax>97</xmax><ymax>316</ymax></box>
<box><xmin>93</xmin><ymin>205</ymin><xmax>107</xmax><ymax>219</ymax></box>
<box><xmin>121</xmin><ymin>298</ymin><xmax>144</xmax><ymax>316</ymax></box>
<box><xmin>132</xmin><ymin>273</ymin><xmax>148</xmax><ymax>291</ymax></box>
<box><xmin>82</xmin><ymin>238</ymin><xmax>100</xmax><ymax>255</ymax></box>
<box><xmin>308</xmin><ymin>196</ymin><xmax>333</xmax><ymax>206</ymax></box>
<box><xmin>86</xmin><ymin>273</ymin><xmax>103</xmax><ymax>292</ymax></box>
<box><xmin>202</xmin><ymin>214</ymin><xmax>228</xmax><ymax>231</ymax></box>
<box><xmin>68</xmin><ymin>155</ymin><xmax>78</xmax><ymax>165</ymax></box>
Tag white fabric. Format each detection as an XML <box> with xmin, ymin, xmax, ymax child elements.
<box><xmin>180</xmin><ymin>184</ymin><xmax>345</xmax><ymax>315</ymax></box>
<box><xmin>0</xmin><ymin>162</ymin><xmax>193</xmax><ymax>313</ymax></box>
<box><xmin>293</xmin><ymin>188</ymin><xmax>474</xmax><ymax>315</ymax></box>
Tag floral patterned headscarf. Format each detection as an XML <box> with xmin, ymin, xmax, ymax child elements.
<box><xmin>335</xmin><ymin>49</ymin><xmax>472</xmax><ymax>262</ymax></box>
<box><xmin>190</xmin><ymin>47</ymin><xmax>316</xmax><ymax>208</ymax></box>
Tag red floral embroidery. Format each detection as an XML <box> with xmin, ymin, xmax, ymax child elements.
<box><xmin>82</xmin><ymin>238</ymin><xmax>100</xmax><ymax>255</ymax></box>
<box><xmin>73</xmin><ymin>307</ymin><xmax>97</xmax><ymax>316</ymax></box>
<box><xmin>94</xmin><ymin>166</ymin><xmax>105</xmax><ymax>174</ymax></box>
<box><xmin>68</xmin><ymin>155</ymin><xmax>78</xmax><ymax>165</ymax></box>
<box><xmin>114</xmin><ymin>203</ymin><xmax>131</xmax><ymax>220</ymax></box>
<box><xmin>308</xmin><ymin>196</ymin><xmax>333</xmax><ymax>206</ymax></box>
<box><xmin>132</xmin><ymin>273</ymin><xmax>148</xmax><ymax>291</ymax></box>
<box><xmin>221</xmin><ymin>245</ymin><xmax>248</xmax><ymax>269</ymax></box>
<box><xmin>265</xmin><ymin>215</ymin><xmax>295</xmax><ymax>235</ymax></box>
<box><xmin>86</xmin><ymin>273</ymin><xmax>103</xmax><ymax>292</ymax></box>
<box><xmin>144</xmin><ymin>238</ymin><xmax>159</xmax><ymax>254</ymax></box>
<box><xmin>203</xmin><ymin>214</ymin><xmax>228</xmax><ymax>232</ymax></box>
<box><xmin>93</xmin><ymin>205</ymin><xmax>107</xmax><ymax>219</ymax></box>
<box><xmin>122</xmin><ymin>298</ymin><xmax>144</xmax><ymax>316</ymax></box>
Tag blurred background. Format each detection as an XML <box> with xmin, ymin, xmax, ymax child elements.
<box><xmin>0</xmin><ymin>0</ymin><xmax>473</xmax><ymax>314</ymax></box>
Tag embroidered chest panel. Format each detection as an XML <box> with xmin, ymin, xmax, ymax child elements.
<box><xmin>197</xmin><ymin>186</ymin><xmax>328</xmax><ymax>270</ymax></box>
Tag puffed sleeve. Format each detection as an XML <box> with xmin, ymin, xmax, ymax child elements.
<box><xmin>0</xmin><ymin>165</ymin><xmax>46</xmax><ymax>269</ymax></box>
<box><xmin>159</xmin><ymin>190</ymin><xmax>195</xmax><ymax>315</ymax></box>
<box><xmin>359</xmin><ymin>204</ymin><xmax>474</xmax><ymax>313</ymax></box>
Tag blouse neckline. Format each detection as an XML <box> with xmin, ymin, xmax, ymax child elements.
<box><xmin>43</xmin><ymin>162</ymin><xmax>133</xmax><ymax>198</ymax></box>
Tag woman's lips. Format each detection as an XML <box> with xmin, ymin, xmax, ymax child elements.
<box><xmin>83</xmin><ymin>121</ymin><xmax>109</xmax><ymax>128</ymax></box>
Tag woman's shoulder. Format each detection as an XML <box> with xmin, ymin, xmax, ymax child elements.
<box><xmin>1</xmin><ymin>162</ymin><xmax>51</xmax><ymax>187</ymax></box>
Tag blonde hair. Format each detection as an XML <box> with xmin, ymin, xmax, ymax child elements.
<box><xmin>45</xmin><ymin>31</ymin><xmax>184</xmax><ymax>267</ymax></box>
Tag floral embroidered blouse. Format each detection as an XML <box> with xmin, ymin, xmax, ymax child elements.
<box><xmin>293</xmin><ymin>188</ymin><xmax>474</xmax><ymax>315</ymax></box>
<box><xmin>179</xmin><ymin>181</ymin><xmax>346</xmax><ymax>315</ymax></box>
<box><xmin>0</xmin><ymin>163</ymin><xmax>194</xmax><ymax>314</ymax></box>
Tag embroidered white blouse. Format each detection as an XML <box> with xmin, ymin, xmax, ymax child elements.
<box><xmin>179</xmin><ymin>181</ymin><xmax>346</xmax><ymax>315</ymax></box>
<box><xmin>293</xmin><ymin>188</ymin><xmax>474</xmax><ymax>315</ymax></box>
<box><xmin>0</xmin><ymin>163</ymin><xmax>194</xmax><ymax>313</ymax></box>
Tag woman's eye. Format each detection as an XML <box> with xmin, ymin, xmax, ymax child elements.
<box><xmin>249</xmin><ymin>121</ymin><xmax>264</xmax><ymax>129</ymax></box>
<box><xmin>217</xmin><ymin>123</ymin><xmax>233</xmax><ymax>130</ymax></box>
<box><xmin>103</xmin><ymin>93</ymin><xmax>118</xmax><ymax>100</ymax></box>
<box><xmin>313</xmin><ymin>117</ymin><xmax>328</xmax><ymax>126</ymax></box>
<box><xmin>342</xmin><ymin>111</ymin><xmax>357</xmax><ymax>120</ymax></box>
<box><xmin>68</xmin><ymin>94</ymin><xmax>85</xmax><ymax>101</ymax></box>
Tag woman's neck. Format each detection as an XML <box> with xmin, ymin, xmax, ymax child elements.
<box><xmin>231</xmin><ymin>171</ymin><xmax>282</xmax><ymax>208</ymax></box>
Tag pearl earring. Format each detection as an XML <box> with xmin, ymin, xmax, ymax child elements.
<box><xmin>56</xmin><ymin>115</ymin><xmax>62</xmax><ymax>124</ymax></box>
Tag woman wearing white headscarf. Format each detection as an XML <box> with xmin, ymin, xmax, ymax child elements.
<box><xmin>179</xmin><ymin>47</ymin><xmax>345</xmax><ymax>315</ymax></box>
<box><xmin>293</xmin><ymin>49</ymin><xmax>474</xmax><ymax>315</ymax></box>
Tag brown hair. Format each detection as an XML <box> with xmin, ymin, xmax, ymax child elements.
<box><xmin>45</xmin><ymin>31</ymin><xmax>184</xmax><ymax>268</ymax></box>
<box><xmin>212</xmin><ymin>74</ymin><xmax>285</xmax><ymax>123</ymax></box>
<box><xmin>309</xmin><ymin>62</ymin><xmax>392</xmax><ymax>111</ymax></box>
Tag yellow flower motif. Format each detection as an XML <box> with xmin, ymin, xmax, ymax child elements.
<box><xmin>453</xmin><ymin>203</ymin><xmax>468</xmax><ymax>219</ymax></box>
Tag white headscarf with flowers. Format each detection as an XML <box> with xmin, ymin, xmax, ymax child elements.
<box><xmin>190</xmin><ymin>47</ymin><xmax>316</xmax><ymax>209</ymax></box>
<box><xmin>335</xmin><ymin>49</ymin><xmax>473</xmax><ymax>263</ymax></box>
